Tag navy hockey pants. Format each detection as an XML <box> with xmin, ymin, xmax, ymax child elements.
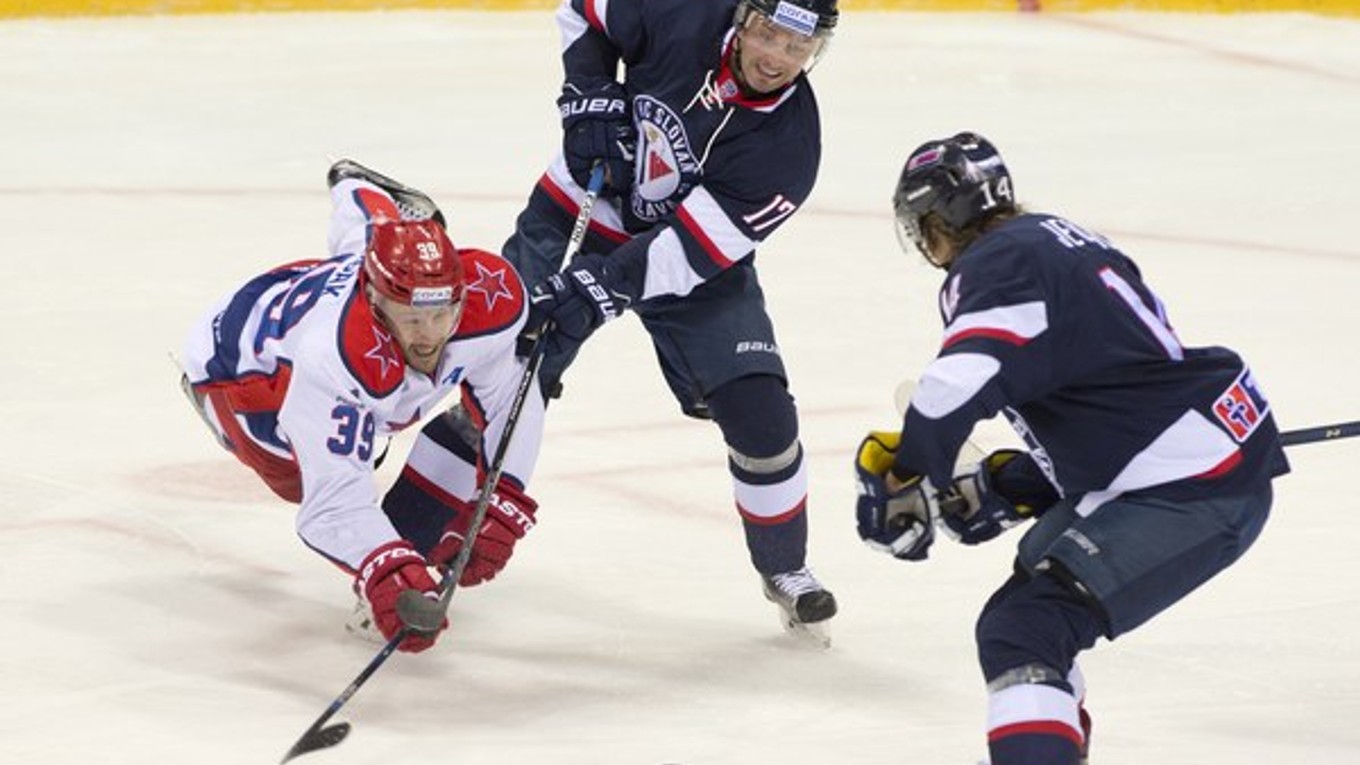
<box><xmin>501</xmin><ymin>194</ymin><xmax>787</xmax><ymax>416</ymax></box>
<box><xmin>1015</xmin><ymin>485</ymin><xmax>1272</xmax><ymax>639</ymax></box>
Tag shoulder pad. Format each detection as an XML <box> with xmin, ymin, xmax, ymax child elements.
<box><xmin>338</xmin><ymin>288</ymin><xmax>406</xmax><ymax>397</ymax></box>
<box><xmin>455</xmin><ymin>248</ymin><xmax>527</xmax><ymax>339</ymax></box>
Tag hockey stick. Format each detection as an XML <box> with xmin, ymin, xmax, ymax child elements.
<box><xmin>896</xmin><ymin>379</ymin><xmax>1359</xmax><ymax>451</ymax></box>
<box><xmin>1280</xmin><ymin>420</ymin><xmax>1360</xmax><ymax>447</ymax></box>
<box><xmin>397</xmin><ymin>161</ymin><xmax>606</xmax><ymax>631</ymax></box>
<box><xmin>279</xmin><ymin>164</ymin><xmax>607</xmax><ymax>764</ymax></box>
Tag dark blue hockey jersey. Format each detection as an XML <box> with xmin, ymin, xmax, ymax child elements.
<box><xmin>531</xmin><ymin>0</ymin><xmax>822</xmax><ymax>300</ymax></box>
<box><xmin>895</xmin><ymin>214</ymin><xmax>1290</xmax><ymax>514</ymax></box>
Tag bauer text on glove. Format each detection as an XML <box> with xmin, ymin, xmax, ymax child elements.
<box><xmin>527</xmin><ymin>253</ymin><xmax>632</xmax><ymax>344</ymax></box>
<box><xmin>558</xmin><ymin>80</ymin><xmax>635</xmax><ymax>197</ymax></box>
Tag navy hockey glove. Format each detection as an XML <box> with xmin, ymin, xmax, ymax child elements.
<box><xmin>854</xmin><ymin>431</ymin><xmax>938</xmax><ymax>561</ymax></box>
<box><xmin>558</xmin><ymin>81</ymin><xmax>635</xmax><ymax>197</ymax></box>
<box><xmin>938</xmin><ymin>449</ymin><xmax>1059</xmax><ymax>545</ymax></box>
<box><xmin>527</xmin><ymin>253</ymin><xmax>631</xmax><ymax>345</ymax></box>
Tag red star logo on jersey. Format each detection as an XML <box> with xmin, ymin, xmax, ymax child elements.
<box><xmin>466</xmin><ymin>260</ymin><xmax>514</xmax><ymax>311</ymax></box>
<box><xmin>364</xmin><ymin>325</ymin><xmax>402</xmax><ymax>381</ymax></box>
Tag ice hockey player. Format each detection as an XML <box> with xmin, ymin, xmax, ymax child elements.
<box><xmin>493</xmin><ymin>0</ymin><xmax>841</xmax><ymax>643</ymax></box>
<box><xmin>853</xmin><ymin>132</ymin><xmax>1291</xmax><ymax>763</ymax></box>
<box><xmin>180</xmin><ymin>160</ymin><xmax>544</xmax><ymax>653</ymax></box>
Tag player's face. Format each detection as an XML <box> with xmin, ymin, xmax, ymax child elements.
<box><xmin>374</xmin><ymin>294</ymin><xmax>463</xmax><ymax>376</ymax></box>
<box><xmin>735</xmin><ymin>13</ymin><xmax>823</xmax><ymax>94</ymax></box>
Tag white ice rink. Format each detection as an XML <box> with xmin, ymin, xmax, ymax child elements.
<box><xmin>3</xmin><ymin>8</ymin><xmax>1360</xmax><ymax>764</ymax></box>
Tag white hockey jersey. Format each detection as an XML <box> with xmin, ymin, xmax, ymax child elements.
<box><xmin>181</xmin><ymin>179</ymin><xmax>544</xmax><ymax>570</ymax></box>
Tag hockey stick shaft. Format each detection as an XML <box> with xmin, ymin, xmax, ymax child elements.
<box><xmin>896</xmin><ymin>378</ymin><xmax>1357</xmax><ymax>451</ymax></box>
<box><xmin>278</xmin><ymin>164</ymin><xmax>607</xmax><ymax>764</ymax></box>
<box><xmin>1280</xmin><ymin>420</ymin><xmax>1360</xmax><ymax>447</ymax></box>
<box><xmin>427</xmin><ymin>161</ymin><xmax>605</xmax><ymax>617</ymax></box>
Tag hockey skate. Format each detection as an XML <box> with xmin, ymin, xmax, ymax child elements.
<box><xmin>327</xmin><ymin>158</ymin><xmax>446</xmax><ymax>227</ymax></box>
<box><xmin>761</xmin><ymin>566</ymin><xmax>837</xmax><ymax>648</ymax></box>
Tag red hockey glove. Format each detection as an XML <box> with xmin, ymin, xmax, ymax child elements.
<box><xmin>430</xmin><ymin>479</ymin><xmax>538</xmax><ymax>587</ymax></box>
<box><xmin>355</xmin><ymin>541</ymin><xmax>446</xmax><ymax>653</ymax></box>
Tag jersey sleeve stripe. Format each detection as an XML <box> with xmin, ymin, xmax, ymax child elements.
<box><xmin>942</xmin><ymin>301</ymin><xmax>1048</xmax><ymax>349</ymax></box>
<box><xmin>677</xmin><ymin>186</ymin><xmax>753</xmax><ymax>268</ymax></box>
<box><xmin>583</xmin><ymin>0</ymin><xmax>609</xmax><ymax>34</ymax></box>
<box><xmin>539</xmin><ymin>166</ymin><xmax>629</xmax><ymax>242</ymax></box>
<box><xmin>556</xmin><ymin>0</ymin><xmax>591</xmax><ymax>50</ymax></box>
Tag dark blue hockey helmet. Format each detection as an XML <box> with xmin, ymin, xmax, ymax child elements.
<box><xmin>893</xmin><ymin>132</ymin><xmax>1014</xmax><ymax>265</ymax></box>
<box><xmin>735</xmin><ymin>0</ymin><xmax>838</xmax><ymax>68</ymax></box>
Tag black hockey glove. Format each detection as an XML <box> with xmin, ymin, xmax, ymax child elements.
<box><xmin>938</xmin><ymin>450</ymin><xmax>1060</xmax><ymax>545</ymax></box>
<box><xmin>854</xmin><ymin>431</ymin><xmax>938</xmax><ymax>561</ymax></box>
<box><xmin>527</xmin><ymin>253</ymin><xmax>632</xmax><ymax>346</ymax></box>
<box><xmin>558</xmin><ymin>81</ymin><xmax>635</xmax><ymax>198</ymax></box>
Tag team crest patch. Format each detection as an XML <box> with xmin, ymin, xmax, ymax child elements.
<box><xmin>632</xmin><ymin>95</ymin><xmax>700</xmax><ymax>224</ymax></box>
<box><xmin>1212</xmin><ymin>368</ymin><xmax>1270</xmax><ymax>442</ymax></box>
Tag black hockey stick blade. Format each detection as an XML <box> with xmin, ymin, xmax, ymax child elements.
<box><xmin>281</xmin><ymin>721</ymin><xmax>351</xmax><ymax>763</ymax></box>
<box><xmin>279</xmin><ymin>630</ymin><xmax>403</xmax><ymax>763</ymax></box>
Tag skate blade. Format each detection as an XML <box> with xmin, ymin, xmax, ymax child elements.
<box><xmin>778</xmin><ymin>614</ymin><xmax>832</xmax><ymax>650</ymax></box>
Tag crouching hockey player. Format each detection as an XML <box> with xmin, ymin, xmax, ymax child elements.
<box><xmin>853</xmin><ymin>132</ymin><xmax>1291</xmax><ymax>764</ymax></box>
<box><xmin>180</xmin><ymin>160</ymin><xmax>544</xmax><ymax>653</ymax></box>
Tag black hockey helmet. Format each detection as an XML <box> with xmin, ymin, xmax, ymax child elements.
<box><xmin>734</xmin><ymin>0</ymin><xmax>839</xmax><ymax>68</ymax></box>
<box><xmin>893</xmin><ymin>132</ymin><xmax>1014</xmax><ymax>264</ymax></box>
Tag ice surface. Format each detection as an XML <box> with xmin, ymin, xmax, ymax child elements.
<box><xmin>2</xmin><ymin>10</ymin><xmax>1358</xmax><ymax>765</ymax></box>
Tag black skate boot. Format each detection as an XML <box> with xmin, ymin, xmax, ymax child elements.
<box><xmin>762</xmin><ymin>566</ymin><xmax>837</xmax><ymax>648</ymax></box>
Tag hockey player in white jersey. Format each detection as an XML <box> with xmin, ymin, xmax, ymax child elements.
<box><xmin>180</xmin><ymin>160</ymin><xmax>544</xmax><ymax>653</ymax></box>
<box><xmin>853</xmin><ymin>133</ymin><xmax>1290</xmax><ymax>764</ymax></box>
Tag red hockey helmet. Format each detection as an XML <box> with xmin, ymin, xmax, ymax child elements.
<box><xmin>362</xmin><ymin>219</ymin><xmax>465</xmax><ymax>308</ymax></box>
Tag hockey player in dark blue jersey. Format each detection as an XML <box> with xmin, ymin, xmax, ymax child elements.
<box><xmin>854</xmin><ymin>132</ymin><xmax>1290</xmax><ymax>764</ymax></box>
<box><xmin>503</xmin><ymin>0</ymin><xmax>839</xmax><ymax>643</ymax></box>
